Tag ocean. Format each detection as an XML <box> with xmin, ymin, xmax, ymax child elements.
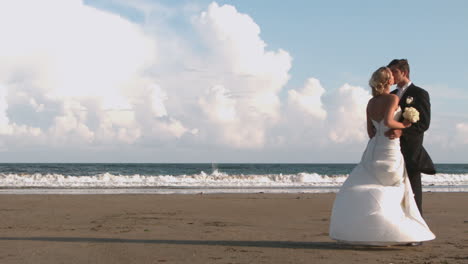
<box><xmin>0</xmin><ymin>163</ymin><xmax>467</xmax><ymax>194</ymax></box>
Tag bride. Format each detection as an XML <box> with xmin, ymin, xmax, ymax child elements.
<box><xmin>329</xmin><ymin>67</ymin><xmax>435</xmax><ymax>245</ymax></box>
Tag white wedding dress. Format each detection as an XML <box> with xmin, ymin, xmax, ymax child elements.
<box><xmin>329</xmin><ymin>108</ymin><xmax>435</xmax><ymax>245</ymax></box>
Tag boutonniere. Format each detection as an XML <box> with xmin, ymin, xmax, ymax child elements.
<box><xmin>406</xmin><ymin>96</ymin><xmax>414</xmax><ymax>104</ymax></box>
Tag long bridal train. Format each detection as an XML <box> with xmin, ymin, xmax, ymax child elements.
<box><xmin>329</xmin><ymin>112</ymin><xmax>435</xmax><ymax>245</ymax></box>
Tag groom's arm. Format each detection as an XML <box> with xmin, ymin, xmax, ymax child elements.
<box><xmin>385</xmin><ymin>128</ymin><xmax>402</xmax><ymax>139</ymax></box>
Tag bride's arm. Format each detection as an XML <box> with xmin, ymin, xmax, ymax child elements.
<box><xmin>366</xmin><ymin>104</ymin><xmax>375</xmax><ymax>138</ymax></box>
<box><xmin>384</xmin><ymin>95</ymin><xmax>411</xmax><ymax>129</ymax></box>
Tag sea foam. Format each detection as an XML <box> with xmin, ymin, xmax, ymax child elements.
<box><xmin>1</xmin><ymin>170</ymin><xmax>467</xmax><ymax>189</ymax></box>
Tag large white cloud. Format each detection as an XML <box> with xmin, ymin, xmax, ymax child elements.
<box><xmin>0</xmin><ymin>1</ymin><xmax>460</xmax><ymax>162</ymax></box>
<box><xmin>199</xmin><ymin>85</ymin><xmax>237</xmax><ymax>123</ymax></box>
<box><xmin>1</xmin><ymin>0</ymin><xmax>295</xmax><ymax>152</ymax></box>
<box><xmin>190</xmin><ymin>2</ymin><xmax>292</xmax><ymax>148</ymax></box>
<box><xmin>288</xmin><ymin>78</ymin><xmax>327</xmax><ymax>120</ymax></box>
<box><xmin>324</xmin><ymin>84</ymin><xmax>371</xmax><ymax>143</ymax></box>
<box><xmin>283</xmin><ymin>78</ymin><xmax>371</xmax><ymax>148</ymax></box>
<box><xmin>0</xmin><ymin>0</ymin><xmax>193</xmax><ymax>151</ymax></box>
<box><xmin>0</xmin><ymin>0</ymin><xmax>155</xmax><ymax>105</ymax></box>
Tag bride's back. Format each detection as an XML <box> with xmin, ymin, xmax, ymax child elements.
<box><xmin>367</xmin><ymin>94</ymin><xmax>395</xmax><ymax>122</ymax></box>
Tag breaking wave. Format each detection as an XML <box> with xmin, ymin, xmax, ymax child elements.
<box><xmin>1</xmin><ymin>170</ymin><xmax>466</xmax><ymax>189</ymax></box>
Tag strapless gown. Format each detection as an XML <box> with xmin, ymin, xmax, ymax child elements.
<box><xmin>329</xmin><ymin>109</ymin><xmax>435</xmax><ymax>245</ymax></box>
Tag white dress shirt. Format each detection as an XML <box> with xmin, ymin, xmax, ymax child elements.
<box><xmin>397</xmin><ymin>81</ymin><xmax>412</xmax><ymax>98</ymax></box>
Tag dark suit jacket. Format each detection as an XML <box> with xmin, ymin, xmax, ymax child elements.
<box><xmin>392</xmin><ymin>83</ymin><xmax>436</xmax><ymax>175</ymax></box>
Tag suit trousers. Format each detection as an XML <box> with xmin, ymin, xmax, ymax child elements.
<box><xmin>407</xmin><ymin>169</ymin><xmax>423</xmax><ymax>216</ymax></box>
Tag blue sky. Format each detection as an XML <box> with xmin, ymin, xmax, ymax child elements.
<box><xmin>0</xmin><ymin>0</ymin><xmax>466</xmax><ymax>163</ymax></box>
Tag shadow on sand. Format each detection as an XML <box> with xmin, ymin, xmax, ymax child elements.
<box><xmin>0</xmin><ymin>237</ymin><xmax>403</xmax><ymax>251</ymax></box>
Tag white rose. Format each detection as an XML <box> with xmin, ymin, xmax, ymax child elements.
<box><xmin>403</xmin><ymin>107</ymin><xmax>420</xmax><ymax>123</ymax></box>
<box><xmin>406</xmin><ymin>96</ymin><xmax>414</xmax><ymax>104</ymax></box>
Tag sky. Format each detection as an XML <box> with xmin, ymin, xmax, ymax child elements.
<box><xmin>0</xmin><ymin>0</ymin><xmax>467</xmax><ymax>163</ymax></box>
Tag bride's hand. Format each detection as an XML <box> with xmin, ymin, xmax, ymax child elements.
<box><xmin>403</xmin><ymin>119</ymin><xmax>412</xmax><ymax>128</ymax></box>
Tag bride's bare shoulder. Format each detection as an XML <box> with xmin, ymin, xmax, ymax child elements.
<box><xmin>380</xmin><ymin>94</ymin><xmax>399</xmax><ymax>103</ymax></box>
<box><xmin>368</xmin><ymin>94</ymin><xmax>398</xmax><ymax>103</ymax></box>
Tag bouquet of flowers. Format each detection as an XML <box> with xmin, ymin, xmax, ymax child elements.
<box><xmin>403</xmin><ymin>107</ymin><xmax>419</xmax><ymax>123</ymax></box>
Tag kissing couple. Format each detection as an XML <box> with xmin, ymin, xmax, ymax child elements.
<box><xmin>329</xmin><ymin>59</ymin><xmax>436</xmax><ymax>246</ymax></box>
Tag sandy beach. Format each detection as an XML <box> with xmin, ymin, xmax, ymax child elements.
<box><xmin>0</xmin><ymin>192</ymin><xmax>466</xmax><ymax>263</ymax></box>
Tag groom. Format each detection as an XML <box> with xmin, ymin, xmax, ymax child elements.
<box><xmin>385</xmin><ymin>59</ymin><xmax>436</xmax><ymax>216</ymax></box>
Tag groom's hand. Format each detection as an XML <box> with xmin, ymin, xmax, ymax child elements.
<box><xmin>385</xmin><ymin>129</ymin><xmax>402</xmax><ymax>140</ymax></box>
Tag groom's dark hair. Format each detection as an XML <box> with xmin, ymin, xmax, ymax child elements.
<box><xmin>387</xmin><ymin>59</ymin><xmax>410</xmax><ymax>77</ymax></box>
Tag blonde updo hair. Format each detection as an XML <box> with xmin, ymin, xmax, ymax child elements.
<box><xmin>369</xmin><ymin>67</ymin><xmax>391</xmax><ymax>97</ymax></box>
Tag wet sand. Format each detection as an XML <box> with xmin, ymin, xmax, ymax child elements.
<box><xmin>0</xmin><ymin>192</ymin><xmax>467</xmax><ymax>263</ymax></box>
